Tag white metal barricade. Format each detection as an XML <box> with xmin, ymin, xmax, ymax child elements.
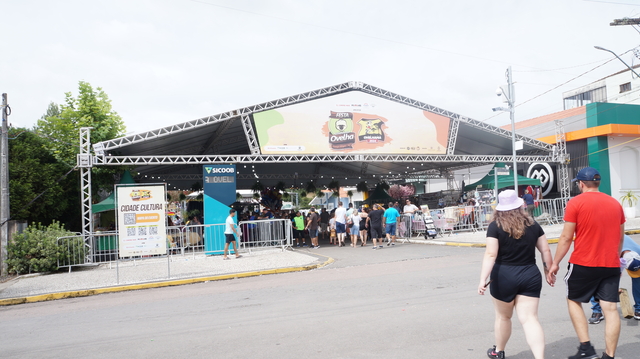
<box><xmin>238</xmin><ymin>218</ymin><xmax>292</xmax><ymax>253</ymax></box>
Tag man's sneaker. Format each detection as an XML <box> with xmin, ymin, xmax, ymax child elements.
<box><xmin>296</xmin><ymin>243</ymin><xmax>301</xmax><ymax>247</ymax></box>
<box><xmin>601</xmin><ymin>352</ymin><xmax>614</xmax><ymax>359</ymax></box>
<box><xmin>372</xmin><ymin>246</ymin><xmax>377</xmax><ymax>250</ymax></box>
<box><xmin>303</xmin><ymin>243</ymin><xmax>308</xmax><ymax>247</ymax></box>
<box><xmin>634</xmin><ymin>312</ymin><xmax>640</xmax><ymax>320</ymax></box>
<box><xmin>568</xmin><ymin>343</ymin><xmax>598</xmax><ymax>359</ymax></box>
<box><xmin>588</xmin><ymin>312</ymin><xmax>603</xmax><ymax>324</ymax></box>
<box><xmin>487</xmin><ymin>345</ymin><xmax>505</xmax><ymax>359</ymax></box>
<box><xmin>315</xmin><ymin>245</ymin><xmax>320</xmax><ymax>249</ymax></box>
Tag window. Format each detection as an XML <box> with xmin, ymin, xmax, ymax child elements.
<box><xmin>620</xmin><ymin>82</ymin><xmax>631</xmax><ymax>93</ymax></box>
<box><xmin>563</xmin><ymin>86</ymin><xmax>607</xmax><ymax>109</ymax></box>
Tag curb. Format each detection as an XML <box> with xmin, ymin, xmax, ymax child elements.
<box><xmin>0</xmin><ymin>256</ymin><xmax>335</xmax><ymax>307</ymax></box>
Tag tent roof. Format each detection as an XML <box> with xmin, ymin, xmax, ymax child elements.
<box><xmin>94</xmin><ymin>81</ymin><xmax>554</xmax><ymax>191</ymax></box>
<box><xmin>91</xmin><ymin>171</ymin><xmax>137</xmax><ymax>213</ymax></box>
<box><xmin>463</xmin><ymin>163</ymin><xmax>541</xmax><ymax>191</ymax></box>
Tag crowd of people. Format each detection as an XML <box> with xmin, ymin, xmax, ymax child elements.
<box><xmin>285</xmin><ymin>200</ymin><xmax>421</xmax><ymax>249</ymax></box>
<box><xmin>479</xmin><ymin>167</ymin><xmax>638</xmax><ymax>359</ymax></box>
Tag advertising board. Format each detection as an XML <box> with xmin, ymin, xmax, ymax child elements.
<box><xmin>253</xmin><ymin>91</ymin><xmax>450</xmax><ymax>155</ymax></box>
<box><xmin>116</xmin><ymin>184</ymin><xmax>167</xmax><ymax>257</ymax></box>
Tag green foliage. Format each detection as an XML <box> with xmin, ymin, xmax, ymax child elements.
<box><xmin>305</xmin><ymin>181</ymin><xmax>316</xmax><ymax>194</ymax></box>
<box><xmin>620</xmin><ymin>190</ymin><xmax>639</xmax><ymax>207</ymax></box>
<box><xmin>8</xmin><ymin>129</ymin><xmax>74</xmax><ymax>225</ymax></box>
<box><xmin>6</xmin><ymin>221</ymin><xmax>77</xmax><ymax>274</ymax></box>
<box><xmin>37</xmin><ymin>81</ymin><xmax>125</xmax><ymax>166</ymax></box>
<box><xmin>25</xmin><ymin>82</ymin><xmax>130</xmax><ymax>230</ymax></box>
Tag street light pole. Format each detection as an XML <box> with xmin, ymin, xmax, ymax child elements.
<box><xmin>594</xmin><ymin>46</ymin><xmax>640</xmax><ymax>78</ymax></box>
<box><xmin>492</xmin><ymin>67</ymin><xmax>518</xmax><ymax>192</ymax></box>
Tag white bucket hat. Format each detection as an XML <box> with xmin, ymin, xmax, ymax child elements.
<box><xmin>495</xmin><ymin>190</ymin><xmax>524</xmax><ymax>211</ymax></box>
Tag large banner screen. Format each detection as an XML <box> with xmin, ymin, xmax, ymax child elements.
<box><xmin>253</xmin><ymin>92</ymin><xmax>450</xmax><ymax>154</ymax></box>
<box><xmin>116</xmin><ymin>184</ymin><xmax>167</xmax><ymax>257</ymax></box>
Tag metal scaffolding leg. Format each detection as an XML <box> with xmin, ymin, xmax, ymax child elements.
<box><xmin>78</xmin><ymin>128</ymin><xmax>94</xmax><ymax>263</ymax></box>
<box><xmin>555</xmin><ymin>120</ymin><xmax>570</xmax><ymax>206</ymax></box>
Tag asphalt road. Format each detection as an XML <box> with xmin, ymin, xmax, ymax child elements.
<box><xmin>1</xmin><ymin>236</ymin><xmax>639</xmax><ymax>359</ymax></box>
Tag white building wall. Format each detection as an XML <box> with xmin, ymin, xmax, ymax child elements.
<box><xmin>607</xmin><ymin>136</ymin><xmax>640</xmax><ymax>211</ymax></box>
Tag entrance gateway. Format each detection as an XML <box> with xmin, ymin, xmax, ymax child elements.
<box><xmin>79</xmin><ymin>81</ymin><xmax>565</xmax><ymax>260</ymax></box>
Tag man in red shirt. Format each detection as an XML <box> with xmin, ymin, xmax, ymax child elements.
<box><xmin>547</xmin><ymin>167</ymin><xmax>625</xmax><ymax>359</ymax></box>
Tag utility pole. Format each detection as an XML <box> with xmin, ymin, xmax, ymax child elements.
<box><xmin>492</xmin><ymin>67</ymin><xmax>518</xmax><ymax>191</ymax></box>
<box><xmin>1</xmin><ymin>94</ymin><xmax>10</xmax><ymax>276</ymax></box>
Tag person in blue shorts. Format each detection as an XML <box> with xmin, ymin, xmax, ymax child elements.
<box><xmin>383</xmin><ymin>202</ymin><xmax>401</xmax><ymax>246</ymax></box>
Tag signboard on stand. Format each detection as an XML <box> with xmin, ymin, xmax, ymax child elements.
<box><xmin>116</xmin><ymin>184</ymin><xmax>167</xmax><ymax>258</ymax></box>
<box><xmin>203</xmin><ymin>165</ymin><xmax>237</xmax><ymax>255</ymax></box>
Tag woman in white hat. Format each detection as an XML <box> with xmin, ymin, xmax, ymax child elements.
<box><xmin>478</xmin><ymin>189</ymin><xmax>554</xmax><ymax>359</ymax></box>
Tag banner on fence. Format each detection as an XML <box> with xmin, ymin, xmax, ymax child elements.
<box><xmin>116</xmin><ymin>184</ymin><xmax>167</xmax><ymax>257</ymax></box>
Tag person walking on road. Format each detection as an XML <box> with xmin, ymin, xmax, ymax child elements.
<box><xmin>478</xmin><ymin>189</ymin><xmax>554</xmax><ymax>359</ymax></box>
<box><xmin>223</xmin><ymin>209</ymin><xmax>242</xmax><ymax>260</ymax></box>
<box><xmin>383</xmin><ymin>202</ymin><xmax>401</xmax><ymax>245</ymax></box>
<box><xmin>546</xmin><ymin>167</ymin><xmax>625</xmax><ymax>359</ymax></box>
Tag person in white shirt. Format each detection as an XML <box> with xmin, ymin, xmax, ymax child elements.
<box><xmin>403</xmin><ymin>199</ymin><xmax>419</xmax><ymax>216</ymax></box>
<box><xmin>223</xmin><ymin>209</ymin><xmax>242</xmax><ymax>260</ymax></box>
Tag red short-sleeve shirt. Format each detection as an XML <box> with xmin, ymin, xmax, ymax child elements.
<box><xmin>564</xmin><ymin>192</ymin><xmax>625</xmax><ymax>268</ymax></box>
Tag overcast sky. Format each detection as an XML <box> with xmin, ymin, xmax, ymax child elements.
<box><xmin>3</xmin><ymin>0</ymin><xmax>640</xmax><ymax>136</ymax></box>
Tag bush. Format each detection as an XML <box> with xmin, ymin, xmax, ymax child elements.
<box><xmin>6</xmin><ymin>221</ymin><xmax>76</xmax><ymax>274</ymax></box>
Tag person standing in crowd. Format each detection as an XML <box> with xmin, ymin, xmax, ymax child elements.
<box><xmin>522</xmin><ymin>189</ymin><xmax>535</xmax><ymax>216</ymax></box>
<box><xmin>306</xmin><ymin>207</ymin><xmax>320</xmax><ymax>249</ymax></box>
<box><xmin>329</xmin><ymin>212</ymin><xmax>337</xmax><ymax>245</ymax></box>
<box><xmin>345</xmin><ymin>203</ymin><xmax>354</xmax><ymax>241</ymax></box>
<box><xmin>478</xmin><ymin>190</ymin><xmax>553</xmax><ymax>359</ymax></box>
<box><xmin>359</xmin><ymin>207</ymin><xmax>369</xmax><ymax>247</ymax></box>
<box><xmin>259</xmin><ymin>208</ymin><xmax>274</xmax><ymax>219</ymax></box>
<box><xmin>403</xmin><ymin>199</ymin><xmax>419</xmax><ymax>216</ymax></box>
<box><xmin>292</xmin><ymin>211</ymin><xmax>307</xmax><ymax>247</ymax></box>
<box><xmin>383</xmin><ymin>201</ymin><xmax>401</xmax><ymax>246</ymax></box>
<box><xmin>547</xmin><ymin>167</ymin><xmax>625</xmax><ymax>359</ymax></box>
<box><xmin>320</xmin><ymin>207</ymin><xmax>330</xmax><ymax>240</ymax></box>
<box><xmin>223</xmin><ymin>209</ymin><xmax>242</xmax><ymax>260</ymax></box>
<box><xmin>368</xmin><ymin>204</ymin><xmax>385</xmax><ymax>249</ymax></box>
<box><xmin>335</xmin><ymin>202</ymin><xmax>347</xmax><ymax>247</ymax></box>
<box><xmin>349</xmin><ymin>208</ymin><xmax>360</xmax><ymax>247</ymax></box>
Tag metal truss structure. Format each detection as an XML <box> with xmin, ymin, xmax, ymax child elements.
<box><xmin>78</xmin><ymin>127</ymin><xmax>94</xmax><ymax>263</ymax></box>
<box><xmin>555</xmin><ymin>120</ymin><xmax>571</xmax><ymax>203</ymax></box>
<box><xmin>95</xmin><ymin>154</ymin><xmax>554</xmax><ymax>166</ymax></box>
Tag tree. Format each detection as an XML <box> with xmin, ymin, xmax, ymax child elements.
<box><xmin>36</xmin><ymin>81</ymin><xmax>127</xmax><ymax>196</ymax></box>
<box><xmin>8</xmin><ymin>129</ymin><xmax>76</xmax><ymax>226</ymax></box>
<box><xmin>29</xmin><ymin>82</ymin><xmax>128</xmax><ymax>231</ymax></box>
<box><xmin>37</xmin><ymin>81</ymin><xmax>125</xmax><ymax>166</ymax></box>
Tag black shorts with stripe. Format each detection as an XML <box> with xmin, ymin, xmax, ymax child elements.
<box><xmin>563</xmin><ymin>263</ymin><xmax>621</xmax><ymax>303</ymax></box>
